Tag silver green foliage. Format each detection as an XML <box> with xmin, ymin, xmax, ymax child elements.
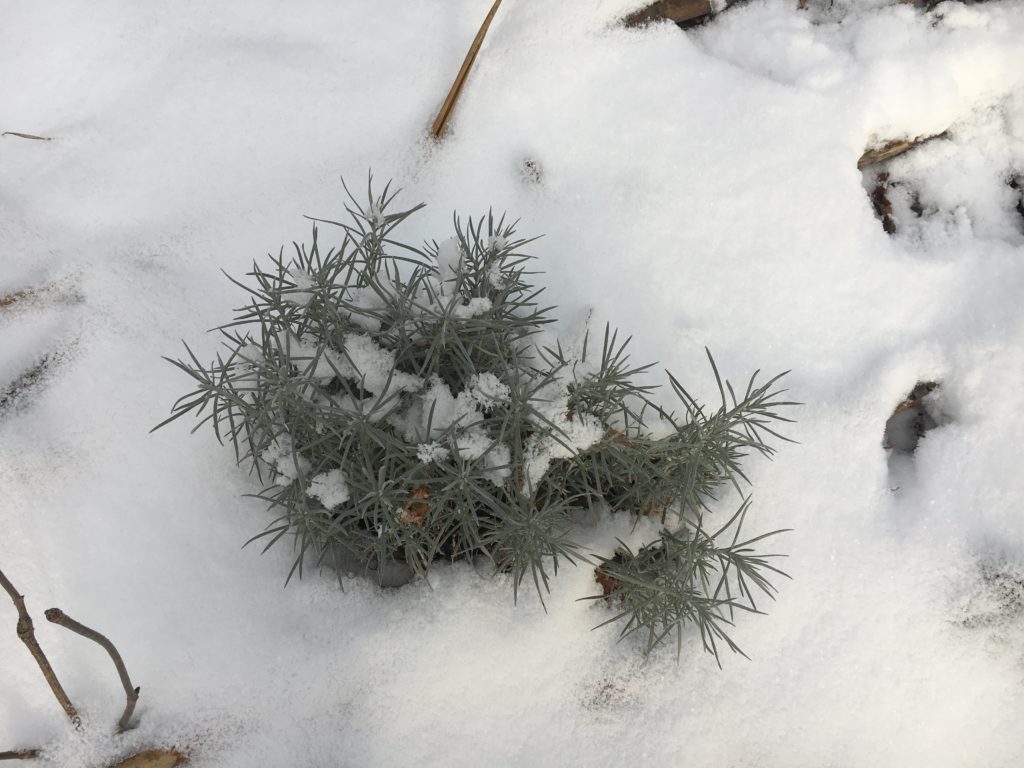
<box><xmin>157</xmin><ymin>178</ymin><xmax>796</xmax><ymax>659</ymax></box>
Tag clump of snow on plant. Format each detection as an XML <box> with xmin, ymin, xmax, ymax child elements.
<box><xmin>306</xmin><ymin>468</ymin><xmax>350</xmax><ymax>509</ymax></box>
<box><xmin>452</xmin><ymin>296</ymin><xmax>492</xmax><ymax>318</ymax></box>
<box><xmin>436</xmin><ymin>237</ymin><xmax>464</xmax><ymax>279</ymax></box>
<box><xmin>416</xmin><ymin>441</ymin><xmax>450</xmax><ymax>464</ymax></box>
<box><xmin>284</xmin><ymin>266</ymin><xmax>316</xmax><ymax>305</ymax></box>
<box><xmin>262</xmin><ymin>433</ymin><xmax>311</xmax><ymax>482</ymax></box>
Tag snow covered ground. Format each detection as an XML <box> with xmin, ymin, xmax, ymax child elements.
<box><xmin>2</xmin><ymin>0</ymin><xmax>1024</xmax><ymax>765</ymax></box>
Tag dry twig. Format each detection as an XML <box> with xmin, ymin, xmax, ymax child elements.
<box><xmin>0</xmin><ymin>567</ymin><xmax>81</xmax><ymax>728</ymax></box>
<box><xmin>1</xmin><ymin>132</ymin><xmax>52</xmax><ymax>141</ymax></box>
<box><xmin>0</xmin><ymin>750</ymin><xmax>40</xmax><ymax>761</ymax></box>
<box><xmin>624</xmin><ymin>0</ymin><xmax>730</xmax><ymax>28</ymax></box>
<box><xmin>430</xmin><ymin>0</ymin><xmax>503</xmax><ymax>139</ymax></box>
<box><xmin>0</xmin><ymin>289</ymin><xmax>32</xmax><ymax>309</ymax></box>
<box><xmin>109</xmin><ymin>748</ymin><xmax>188</xmax><ymax>768</ymax></box>
<box><xmin>45</xmin><ymin>608</ymin><xmax>140</xmax><ymax>731</ymax></box>
<box><xmin>857</xmin><ymin>132</ymin><xmax>947</xmax><ymax>169</ymax></box>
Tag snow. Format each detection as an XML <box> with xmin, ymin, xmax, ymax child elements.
<box><xmin>452</xmin><ymin>296</ymin><xmax>493</xmax><ymax>318</ymax></box>
<box><xmin>466</xmin><ymin>372</ymin><xmax>509</xmax><ymax>409</ymax></box>
<box><xmin>261</xmin><ymin>434</ymin><xmax>312</xmax><ymax>483</ymax></box>
<box><xmin>283</xmin><ymin>266</ymin><xmax>316</xmax><ymax>306</ymax></box>
<box><xmin>3</xmin><ymin>0</ymin><xmax>1024</xmax><ymax>766</ymax></box>
<box><xmin>416</xmin><ymin>441</ymin><xmax>450</xmax><ymax>465</ymax></box>
<box><xmin>306</xmin><ymin>469</ymin><xmax>351</xmax><ymax>510</ymax></box>
<box><xmin>435</xmin><ymin>237</ymin><xmax>465</xmax><ymax>280</ymax></box>
<box><xmin>322</xmin><ymin>334</ymin><xmax>422</xmax><ymax>396</ymax></box>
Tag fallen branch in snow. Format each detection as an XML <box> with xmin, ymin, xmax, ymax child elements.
<box><xmin>108</xmin><ymin>748</ymin><xmax>188</xmax><ymax>768</ymax></box>
<box><xmin>44</xmin><ymin>608</ymin><xmax>140</xmax><ymax>732</ymax></box>
<box><xmin>0</xmin><ymin>567</ymin><xmax>82</xmax><ymax>729</ymax></box>
<box><xmin>0</xmin><ymin>288</ymin><xmax>32</xmax><ymax>308</ymax></box>
<box><xmin>1</xmin><ymin>132</ymin><xmax>52</xmax><ymax>141</ymax></box>
<box><xmin>430</xmin><ymin>0</ymin><xmax>503</xmax><ymax>139</ymax></box>
<box><xmin>623</xmin><ymin>0</ymin><xmax>734</xmax><ymax>29</ymax></box>
<box><xmin>0</xmin><ymin>750</ymin><xmax>40</xmax><ymax>761</ymax></box>
<box><xmin>857</xmin><ymin>132</ymin><xmax>947</xmax><ymax>169</ymax></box>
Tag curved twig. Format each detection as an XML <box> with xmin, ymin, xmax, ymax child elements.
<box><xmin>1</xmin><ymin>132</ymin><xmax>52</xmax><ymax>141</ymax></box>
<box><xmin>0</xmin><ymin>568</ymin><xmax>81</xmax><ymax>729</ymax></box>
<box><xmin>44</xmin><ymin>609</ymin><xmax>139</xmax><ymax>731</ymax></box>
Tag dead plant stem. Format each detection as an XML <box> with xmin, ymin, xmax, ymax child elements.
<box><xmin>45</xmin><ymin>608</ymin><xmax>139</xmax><ymax>731</ymax></box>
<box><xmin>430</xmin><ymin>0</ymin><xmax>503</xmax><ymax>139</ymax></box>
<box><xmin>0</xmin><ymin>567</ymin><xmax>81</xmax><ymax>729</ymax></box>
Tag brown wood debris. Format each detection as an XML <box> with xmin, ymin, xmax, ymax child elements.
<box><xmin>624</xmin><ymin>0</ymin><xmax>732</xmax><ymax>29</ymax></box>
<box><xmin>108</xmin><ymin>749</ymin><xmax>188</xmax><ymax>768</ymax></box>
<box><xmin>858</xmin><ymin>132</ymin><xmax>946</xmax><ymax>170</ymax></box>
<box><xmin>431</xmin><ymin>0</ymin><xmax>503</xmax><ymax>138</ymax></box>
<box><xmin>870</xmin><ymin>173</ymin><xmax>897</xmax><ymax>235</ymax></box>
<box><xmin>1</xmin><ymin>132</ymin><xmax>52</xmax><ymax>141</ymax></box>
<box><xmin>0</xmin><ymin>749</ymin><xmax>41</xmax><ymax>761</ymax></box>
<box><xmin>1010</xmin><ymin>175</ymin><xmax>1024</xmax><ymax>220</ymax></box>
<box><xmin>0</xmin><ymin>288</ymin><xmax>32</xmax><ymax>309</ymax></box>
<box><xmin>868</xmin><ymin>171</ymin><xmax>924</xmax><ymax>235</ymax></box>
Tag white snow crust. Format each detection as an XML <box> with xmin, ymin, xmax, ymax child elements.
<box><xmin>3</xmin><ymin>1</ymin><xmax>1024</xmax><ymax>766</ymax></box>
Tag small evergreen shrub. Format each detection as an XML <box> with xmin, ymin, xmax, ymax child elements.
<box><xmin>158</xmin><ymin>179</ymin><xmax>795</xmax><ymax>659</ymax></box>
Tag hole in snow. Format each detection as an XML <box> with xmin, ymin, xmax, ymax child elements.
<box><xmin>1010</xmin><ymin>174</ymin><xmax>1024</xmax><ymax>230</ymax></box>
<box><xmin>882</xmin><ymin>380</ymin><xmax>944</xmax><ymax>455</ymax></box>
<box><xmin>520</xmin><ymin>158</ymin><xmax>543</xmax><ymax>184</ymax></box>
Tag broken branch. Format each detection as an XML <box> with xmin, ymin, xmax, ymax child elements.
<box><xmin>0</xmin><ymin>568</ymin><xmax>81</xmax><ymax>729</ymax></box>
<box><xmin>624</xmin><ymin>0</ymin><xmax>731</xmax><ymax>28</ymax></box>
<box><xmin>0</xmin><ymin>750</ymin><xmax>40</xmax><ymax>761</ymax></box>
<box><xmin>44</xmin><ymin>609</ymin><xmax>140</xmax><ymax>732</ymax></box>
<box><xmin>1</xmin><ymin>132</ymin><xmax>52</xmax><ymax>141</ymax></box>
<box><xmin>430</xmin><ymin>0</ymin><xmax>503</xmax><ymax>139</ymax></box>
<box><xmin>857</xmin><ymin>132</ymin><xmax>947</xmax><ymax>169</ymax></box>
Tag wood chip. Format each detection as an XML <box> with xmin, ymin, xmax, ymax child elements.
<box><xmin>108</xmin><ymin>749</ymin><xmax>187</xmax><ymax>768</ymax></box>
<box><xmin>857</xmin><ymin>132</ymin><xmax>946</xmax><ymax>170</ymax></box>
<box><xmin>624</xmin><ymin>0</ymin><xmax>725</xmax><ymax>28</ymax></box>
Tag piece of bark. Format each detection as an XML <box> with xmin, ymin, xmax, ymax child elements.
<box><xmin>624</xmin><ymin>0</ymin><xmax>730</xmax><ymax>28</ymax></box>
<box><xmin>883</xmin><ymin>382</ymin><xmax>939</xmax><ymax>452</ymax></box>
<box><xmin>108</xmin><ymin>749</ymin><xmax>187</xmax><ymax>768</ymax></box>
<box><xmin>0</xmin><ymin>289</ymin><xmax>32</xmax><ymax>308</ymax></box>
<box><xmin>857</xmin><ymin>132</ymin><xmax>946</xmax><ymax>170</ymax></box>
<box><xmin>870</xmin><ymin>173</ymin><xmax>897</xmax><ymax>235</ymax></box>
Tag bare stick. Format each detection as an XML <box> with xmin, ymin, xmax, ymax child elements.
<box><xmin>624</xmin><ymin>0</ymin><xmax>728</xmax><ymax>28</ymax></box>
<box><xmin>430</xmin><ymin>0</ymin><xmax>503</xmax><ymax>139</ymax></box>
<box><xmin>1</xmin><ymin>132</ymin><xmax>52</xmax><ymax>141</ymax></box>
<box><xmin>0</xmin><ymin>568</ymin><xmax>81</xmax><ymax>729</ymax></box>
<box><xmin>44</xmin><ymin>609</ymin><xmax>139</xmax><ymax>731</ymax></box>
<box><xmin>857</xmin><ymin>131</ymin><xmax>947</xmax><ymax>169</ymax></box>
<box><xmin>0</xmin><ymin>750</ymin><xmax>40</xmax><ymax>761</ymax></box>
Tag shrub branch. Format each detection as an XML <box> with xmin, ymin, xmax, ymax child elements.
<box><xmin>0</xmin><ymin>567</ymin><xmax>81</xmax><ymax>729</ymax></box>
<box><xmin>44</xmin><ymin>608</ymin><xmax>139</xmax><ymax>731</ymax></box>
